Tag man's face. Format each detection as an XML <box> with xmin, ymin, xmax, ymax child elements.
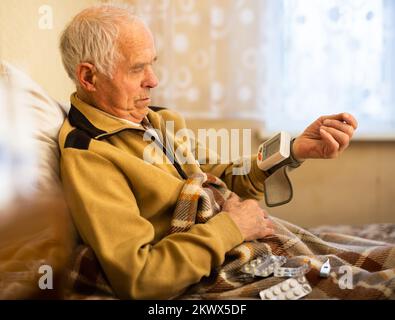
<box><xmin>93</xmin><ymin>20</ymin><xmax>158</xmax><ymax>123</ymax></box>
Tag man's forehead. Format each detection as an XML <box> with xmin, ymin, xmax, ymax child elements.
<box><xmin>120</xmin><ymin>42</ymin><xmax>156</xmax><ymax>64</ymax></box>
<box><xmin>121</xmin><ymin>19</ymin><xmax>153</xmax><ymax>42</ymax></box>
<box><xmin>118</xmin><ymin>21</ymin><xmax>156</xmax><ymax>58</ymax></box>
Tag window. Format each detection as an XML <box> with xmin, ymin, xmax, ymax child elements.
<box><xmin>262</xmin><ymin>0</ymin><xmax>395</xmax><ymax>139</ymax></box>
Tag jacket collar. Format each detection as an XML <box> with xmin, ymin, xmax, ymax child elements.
<box><xmin>68</xmin><ymin>93</ymin><xmax>163</xmax><ymax>140</ymax></box>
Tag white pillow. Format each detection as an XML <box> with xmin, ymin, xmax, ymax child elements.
<box><xmin>0</xmin><ymin>61</ymin><xmax>67</xmax><ymax>193</ymax></box>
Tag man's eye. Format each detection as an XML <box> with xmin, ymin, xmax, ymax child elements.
<box><xmin>131</xmin><ymin>67</ymin><xmax>144</xmax><ymax>73</ymax></box>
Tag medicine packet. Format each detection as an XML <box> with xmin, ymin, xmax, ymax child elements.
<box><xmin>274</xmin><ymin>259</ymin><xmax>311</xmax><ymax>278</ymax></box>
<box><xmin>241</xmin><ymin>255</ymin><xmax>287</xmax><ymax>277</ymax></box>
<box><xmin>259</xmin><ymin>276</ymin><xmax>312</xmax><ymax>300</ymax></box>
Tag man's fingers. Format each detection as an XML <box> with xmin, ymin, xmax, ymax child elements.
<box><xmin>321</xmin><ymin>126</ymin><xmax>349</xmax><ymax>152</ymax></box>
<box><xmin>321</xmin><ymin>113</ymin><xmax>358</xmax><ymax>130</ymax></box>
<box><xmin>265</xmin><ymin>218</ymin><xmax>274</xmax><ymax>229</ymax></box>
<box><xmin>262</xmin><ymin>209</ymin><xmax>269</xmax><ymax>218</ymax></box>
<box><xmin>260</xmin><ymin>227</ymin><xmax>275</xmax><ymax>238</ymax></box>
<box><xmin>319</xmin><ymin>127</ymin><xmax>339</xmax><ymax>156</ymax></box>
<box><xmin>323</xmin><ymin>119</ymin><xmax>354</xmax><ymax>138</ymax></box>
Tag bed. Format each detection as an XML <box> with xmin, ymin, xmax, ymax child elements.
<box><xmin>0</xmin><ymin>62</ymin><xmax>394</xmax><ymax>300</ymax></box>
<box><xmin>0</xmin><ymin>197</ymin><xmax>394</xmax><ymax>300</ymax></box>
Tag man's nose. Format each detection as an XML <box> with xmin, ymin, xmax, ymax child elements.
<box><xmin>142</xmin><ymin>66</ymin><xmax>158</xmax><ymax>89</ymax></box>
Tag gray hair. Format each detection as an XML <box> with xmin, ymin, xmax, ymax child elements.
<box><xmin>59</xmin><ymin>3</ymin><xmax>137</xmax><ymax>84</ymax></box>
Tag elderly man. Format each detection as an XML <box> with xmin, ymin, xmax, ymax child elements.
<box><xmin>58</xmin><ymin>4</ymin><xmax>357</xmax><ymax>299</ymax></box>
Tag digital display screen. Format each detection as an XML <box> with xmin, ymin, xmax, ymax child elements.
<box><xmin>265</xmin><ymin>138</ymin><xmax>280</xmax><ymax>157</ymax></box>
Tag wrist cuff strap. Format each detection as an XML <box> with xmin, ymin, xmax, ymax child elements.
<box><xmin>267</xmin><ymin>138</ymin><xmax>303</xmax><ymax>175</ymax></box>
<box><xmin>264</xmin><ymin>139</ymin><xmax>304</xmax><ymax>207</ymax></box>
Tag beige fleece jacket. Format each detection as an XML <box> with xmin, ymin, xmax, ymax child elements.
<box><xmin>59</xmin><ymin>93</ymin><xmax>271</xmax><ymax>299</ymax></box>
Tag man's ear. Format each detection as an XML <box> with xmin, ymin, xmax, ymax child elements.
<box><xmin>76</xmin><ymin>63</ymin><xmax>97</xmax><ymax>92</ymax></box>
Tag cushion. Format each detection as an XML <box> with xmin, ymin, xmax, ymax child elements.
<box><xmin>0</xmin><ymin>196</ymin><xmax>74</xmax><ymax>299</ymax></box>
<box><xmin>0</xmin><ymin>61</ymin><xmax>68</xmax><ymax>193</ymax></box>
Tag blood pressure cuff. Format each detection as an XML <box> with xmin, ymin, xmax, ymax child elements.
<box><xmin>263</xmin><ymin>138</ymin><xmax>303</xmax><ymax>207</ymax></box>
<box><xmin>263</xmin><ymin>165</ymin><xmax>295</xmax><ymax>207</ymax></box>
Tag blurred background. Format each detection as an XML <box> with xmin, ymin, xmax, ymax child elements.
<box><xmin>0</xmin><ymin>0</ymin><xmax>394</xmax><ymax>227</ymax></box>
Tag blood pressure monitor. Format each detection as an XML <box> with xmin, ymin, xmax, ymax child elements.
<box><xmin>257</xmin><ymin>132</ymin><xmax>303</xmax><ymax>207</ymax></box>
<box><xmin>257</xmin><ymin>131</ymin><xmax>292</xmax><ymax>171</ymax></box>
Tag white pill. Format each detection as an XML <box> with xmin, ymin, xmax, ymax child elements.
<box><xmin>265</xmin><ymin>291</ymin><xmax>274</xmax><ymax>299</ymax></box>
<box><xmin>281</xmin><ymin>282</ymin><xmax>289</xmax><ymax>291</ymax></box>
<box><xmin>273</xmin><ymin>287</ymin><xmax>282</xmax><ymax>295</ymax></box>
<box><xmin>293</xmin><ymin>288</ymin><xmax>302</xmax><ymax>296</ymax></box>
<box><xmin>289</xmin><ymin>279</ymin><xmax>299</xmax><ymax>288</ymax></box>
<box><xmin>286</xmin><ymin>291</ymin><xmax>295</xmax><ymax>299</ymax></box>
<box><xmin>302</xmin><ymin>284</ymin><xmax>311</xmax><ymax>292</ymax></box>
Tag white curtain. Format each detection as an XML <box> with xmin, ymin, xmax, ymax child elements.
<box><xmin>263</xmin><ymin>0</ymin><xmax>395</xmax><ymax>138</ymax></box>
<box><xmin>127</xmin><ymin>0</ymin><xmax>395</xmax><ymax>138</ymax></box>
<box><xmin>128</xmin><ymin>0</ymin><xmax>266</xmax><ymax>120</ymax></box>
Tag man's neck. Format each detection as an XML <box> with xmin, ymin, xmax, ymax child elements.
<box><xmin>75</xmin><ymin>89</ymin><xmax>96</xmax><ymax>109</ymax></box>
<box><xmin>75</xmin><ymin>89</ymin><xmax>143</xmax><ymax>124</ymax></box>
<box><xmin>74</xmin><ymin>90</ymin><xmax>148</xmax><ymax>128</ymax></box>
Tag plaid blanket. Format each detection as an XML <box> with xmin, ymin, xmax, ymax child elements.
<box><xmin>66</xmin><ymin>173</ymin><xmax>395</xmax><ymax>300</ymax></box>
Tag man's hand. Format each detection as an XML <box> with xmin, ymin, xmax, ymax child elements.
<box><xmin>292</xmin><ymin>113</ymin><xmax>358</xmax><ymax>161</ymax></box>
<box><xmin>223</xmin><ymin>193</ymin><xmax>274</xmax><ymax>241</ymax></box>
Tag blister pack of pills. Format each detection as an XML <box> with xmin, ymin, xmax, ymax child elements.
<box><xmin>241</xmin><ymin>255</ymin><xmax>287</xmax><ymax>277</ymax></box>
<box><xmin>259</xmin><ymin>276</ymin><xmax>312</xmax><ymax>300</ymax></box>
<box><xmin>274</xmin><ymin>260</ymin><xmax>311</xmax><ymax>278</ymax></box>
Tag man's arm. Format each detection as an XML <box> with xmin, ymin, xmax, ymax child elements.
<box><xmin>194</xmin><ymin>112</ymin><xmax>358</xmax><ymax>201</ymax></box>
<box><xmin>199</xmin><ymin>154</ymin><xmax>268</xmax><ymax>201</ymax></box>
<box><xmin>159</xmin><ymin>108</ymin><xmax>269</xmax><ymax>201</ymax></box>
<box><xmin>61</xmin><ymin>148</ymin><xmax>244</xmax><ymax>299</ymax></box>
